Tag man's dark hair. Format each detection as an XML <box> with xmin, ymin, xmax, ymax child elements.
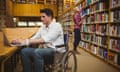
<box><xmin>40</xmin><ymin>8</ymin><xmax>54</xmax><ymax>18</ymax></box>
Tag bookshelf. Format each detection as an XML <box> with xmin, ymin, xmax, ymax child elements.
<box><xmin>46</xmin><ymin>0</ymin><xmax>56</xmax><ymax>5</ymax></box>
<box><xmin>108</xmin><ymin>0</ymin><xmax>120</xmax><ymax>67</ymax></box>
<box><xmin>79</xmin><ymin>0</ymin><xmax>120</xmax><ymax>69</ymax></box>
<box><xmin>37</xmin><ymin>0</ymin><xmax>44</xmax><ymax>4</ymax></box>
<box><xmin>58</xmin><ymin>9</ymin><xmax>74</xmax><ymax>43</ymax></box>
<box><xmin>0</xmin><ymin>0</ymin><xmax>13</xmax><ymax>27</ymax></box>
<box><xmin>57</xmin><ymin>0</ymin><xmax>63</xmax><ymax>16</ymax></box>
<box><xmin>12</xmin><ymin>0</ymin><xmax>57</xmax><ymax>4</ymax></box>
<box><xmin>59</xmin><ymin>9</ymin><xmax>74</xmax><ymax>31</ymax></box>
<box><xmin>58</xmin><ymin>0</ymin><xmax>76</xmax><ymax>32</ymax></box>
<box><xmin>58</xmin><ymin>0</ymin><xmax>120</xmax><ymax>69</ymax></box>
<box><xmin>63</xmin><ymin>0</ymin><xmax>75</xmax><ymax>13</ymax></box>
<box><xmin>0</xmin><ymin>0</ymin><xmax>6</xmax><ymax>15</ymax></box>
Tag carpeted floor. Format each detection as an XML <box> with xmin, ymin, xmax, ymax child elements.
<box><xmin>76</xmin><ymin>48</ymin><xmax>120</xmax><ymax>72</ymax></box>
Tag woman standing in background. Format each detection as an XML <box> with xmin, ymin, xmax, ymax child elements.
<box><xmin>73</xmin><ymin>7</ymin><xmax>82</xmax><ymax>54</ymax></box>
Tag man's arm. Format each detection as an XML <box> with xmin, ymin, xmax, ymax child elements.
<box><xmin>11</xmin><ymin>38</ymin><xmax>45</xmax><ymax>46</ymax></box>
<box><xmin>29</xmin><ymin>38</ymin><xmax>44</xmax><ymax>44</ymax></box>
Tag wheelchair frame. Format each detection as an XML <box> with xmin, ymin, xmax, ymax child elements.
<box><xmin>44</xmin><ymin>33</ymin><xmax>77</xmax><ymax>72</ymax></box>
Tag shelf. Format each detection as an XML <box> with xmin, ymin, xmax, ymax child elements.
<box><xmin>89</xmin><ymin>22</ymin><xmax>109</xmax><ymax>24</ymax></box>
<box><xmin>81</xmin><ymin>39</ymin><xmax>90</xmax><ymax>43</ymax></box>
<box><xmin>109</xmin><ymin>49</ymin><xmax>120</xmax><ymax>53</ymax></box>
<box><xmin>81</xmin><ymin>31</ymin><xmax>95</xmax><ymax>34</ymax></box>
<box><xmin>83</xmin><ymin>22</ymin><xmax>108</xmax><ymax>25</ymax></box>
<box><xmin>80</xmin><ymin>45</ymin><xmax>107</xmax><ymax>62</ymax></box>
<box><xmin>108</xmin><ymin>61</ymin><xmax>120</xmax><ymax>69</ymax></box>
<box><xmin>59</xmin><ymin>0</ymin><xmax>120</xmax><ymax>70</ymax></box>
<box><xmin>92</xmin><ymin>42</ymin><xmax>107</xmax><ymax>48</ymax></box>
<box><xmin>110</xmin><ymin>5</ymin><xmax>120</xmax><ymax>11</ymax></box>
<box><xmin>90</xmin><ymin>9</ymin><xmax>108</xmax><ymax>15</ymax></box>
<box><xmin>82</xmin><ymin>4</ymin><xmax>90</xmax><ymax>10</ymax></box>
<box><xmin>62</xmin><ymin>19</ymin><xmax>72</xmax><ymax>22</ymax></box>
<box><xmin>90</xmin><ymin>0</ymin><xmax>100</xmax><ymax>6</ymax></box>
<box><xmin>109</xmin><ymin>35</ymin><xmax>120</xmax><ymax>38</ymax></box>
<box><xmin>96</xmin><ymin>33</ymin><xmax>108</xmax><ymax>36</ymax></box>
<box><xmin>110</xmin><ymin>21</ymin><xmax>120</xmax><ymax>23</ymax></box>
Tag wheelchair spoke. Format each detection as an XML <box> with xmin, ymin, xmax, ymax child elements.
<box><xmin>61</xmin><ymin>51</ymin><xmax>77</xmax><ymax>72</ymax></box>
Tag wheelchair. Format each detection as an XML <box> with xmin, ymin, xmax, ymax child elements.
<box><xmin>44</xmin><ymin>34</ymin><xmax>77</xmax><ymax>72</ymax></box>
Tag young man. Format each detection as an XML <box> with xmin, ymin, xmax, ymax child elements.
<box><xmin>11</xmin><ymin>8</ymin><xmax>66</xmax><ymax>72</ymax></box>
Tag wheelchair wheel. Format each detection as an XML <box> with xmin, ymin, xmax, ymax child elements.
<box><xmin>60</xmin><ymin>51</ymin><xmax>77</xmax><ymax>72</ymax></box>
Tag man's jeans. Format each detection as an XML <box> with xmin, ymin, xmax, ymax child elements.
<box><xmin>21</xmin><ymin>48</ymin><xmax>55</xmax><ymax>72</ymax></box>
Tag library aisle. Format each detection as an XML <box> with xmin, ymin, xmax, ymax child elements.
<box><xmin>76</xmin><ymin>48</ymin><xmax>120</xmax><ymax>72</ymax></box>
<box><xmin>15</xmin><ymin>48</ymin><xmax>120</xmax><ymax>72</ymax></box>
<box><xmin>12</xmin><ymin>40</ymin><xmax>120</xmax><ymax>72</ymax></box>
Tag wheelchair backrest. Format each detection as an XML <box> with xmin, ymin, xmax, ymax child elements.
<box><xmin>64</xmin><ymin>33</ymin><xmax>69</xmax><ymax>51</ymax></box>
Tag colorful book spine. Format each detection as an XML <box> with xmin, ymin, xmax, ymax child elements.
<box><xmin>117</xmin><ymin>25</ymin><xmax>120</xmax><ymax>36</ymax></box>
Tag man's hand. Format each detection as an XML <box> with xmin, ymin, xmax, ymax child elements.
<box><xmin>11</xmin><ymin>39</ymin><xmax>26</xmax><ymax>46</ymax></box>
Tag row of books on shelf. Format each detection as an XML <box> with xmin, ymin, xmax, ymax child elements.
<box><xmin>81</xmin><ymin>0</ymin><xmax>108</xmax><ymax>9</ymax></box>
<box><xmin>91</xmin><ymin>13</ymin><xmax>108</xmax><ymax>22</ymax></box>
<box><xmin>110</xmin><ymin>38</ymin><xmax>120</xmax><ymax>52</ymax></box>
<box><xmin>81</xmin><ymin>8</ymin><xmax>90</xmax><ymax>17</ymax></box>
<box><xmin>90</xmin><ymin>1</ymin><xmax>108</xmax><ymax>13</ymax></box>
<box><xmin>109</xmin><ymin>25</ymin><xmax>120</xmax><ymax>36</ymax></box>
<box><xmin>81</xmin><ymin>2</ymin><xmax>108</xmax><ymax>17</ymax></box>
<box><xmin>82</xmin><ymin>16</ymin><xmax>90</xmax><ymax>24</ymax></box>
<box><xmin>64</xmin><ymin>0</ymin><xmax>71</xmax><ymax>9</ymax></box>
<box><xmin>81</xmin><ymin>23</ymin><xmax>120</xmax><ymax>37</ymax></box>
<box><xmin>108</xmin><ymin>51</ymin><xmax>120</xmax><ymax>65</ymax></box>
<box><xmin>110</xmin><ymin>0</ymin><xmax>120</xmax><ymax>8</ymax></box>
<box><xmin>12</xmin><ymin>0</ymin><xmax>57</xmax><ymax>4</ymax></box>
<box><xmin>62</xmin><ymin>21</ymin><xmax>73</xmax><ymax>26</ymax></box>
<box><xmin>82</xmin><ymin>24</ymin><xmax>107</xmax><ymax>35</ymax></box>
<box><xmin>79</xmin><ymin>41</ymin><xmax>120</xmax><ymax>65</ymax></box>
<box><xmin>81</xmin><ymin>34</ymin><xmax>107</xmax><ymax>46</ymax></box>
<box><xmin>110</xmin><ymin>10</ymin><xmax>120</xmax><ymax>22</ymax></box>
<box><xmin>62</xmin><ymin>12</ymin><xmax>72</xmax><ymax>18</ymax></box>
<box><xmin>91</xmin><ymin>45</ymin><xmax>107</xmax><ymax>59</ymax></box>
<box><xmin>82</xmin><ymin>12</ymin><xmax>108</xmax><ymax>24</ymax></box>
<box><xmin>79</xmin><ymin>41</ymin><xmax>107</xmax><ymax>59</ymax></box>
<box><xmin>81</xmin><ymin>0</ymin><xmax>97</xmax><ymax>8</ymax></box>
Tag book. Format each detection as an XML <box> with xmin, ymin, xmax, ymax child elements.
<box><xmin>96</xmin><ymin>24</ymin><xmax>99</xmax><ymax>34</ymax></box>
<box><xmin>110</xmin><ymin>25</ymin><xmax>117</xmax><ymax>36</ymax></box>
<box><xmin>117</xmin><ymin>54</ymin><xmax>120</xmax><ymax>65</ymax></box>
<box><xmin>87</xmin><ymin>0</ymin><xmax>91</xmax><ymax>5</ymax></box>
<box><xmin>117</xmin><ymin>39</ymin><xmax>120</xmax><ymax>51</ymax></box>
<box><xmin>110</xmin><ymin>39</ymin><xmax>120</xmax><ymax>51</ymax></box>
<box><xmin>111</xmin><ymin>0</ymin><xmax>120</xmax><ymax>8</ymax></box>
<box><xmin>108</xmin><ymin>52</ymin><xmax>117</xmax><ymax>63</ymax></box>
<box><xmin>103</xmin><ymin>49</ymin><xmax>107</xmax><ymax>59</ymax></box>
<box><xmin>101</xmin><ymin>37</ymin><xmax>107</xmax><ymax>46</ymax></box>
<box><xmin>101</xmin><ymin>25</ymin><xmax>106</xmax><ymax>35</ymax></box>
<box><xmin>117</xmin><ymin>25</ymin><xmax>120</xmax><ymax>36</ymax></box>
<box><xmin>111</xmin><ymin>10</ymin><xmax>120</xmax><ymax>22</ymax></box>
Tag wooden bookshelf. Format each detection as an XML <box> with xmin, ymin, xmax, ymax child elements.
<box><xmin>58</xmin><ymin>8</ymin><xmax>74</xmax><ymax>35</ymax></box>
<box><xmin>12</xmin><ymin>0</ymin><xmax>57</xmax><ymax>4</ymax></box>
<box><xmin>37</xmin><ymin>0</ymin><xmax>44</xmax><ymax>4</ymax></box>
<box><xmin>108</xmin><ymin>0</ymin><xmax>120</xmax><ymax>68</ymax></box>
<box><xmin>80</xmin><ymin>0</ymin><xmax>120</xmax><ymax>69</ymax></box>
<box><xmin>0</xmin><ymin>0</ymin><xmax>14</xmax><ymax>27</ymax></box>
<box><xmin>58</xmin><ymin>0</ymin><xmax>120</xmax><ymax>70</ymax></box>
<box><xmin>57</xmin><ymin>0</ymin><xmax>63</xmax><ymax>16</ymax></box>
<box><xmin>0</xmin><ymin>0</ymin><xmax>6</xmax><ymax>15</ymax></box>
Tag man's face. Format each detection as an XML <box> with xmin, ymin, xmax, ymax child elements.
<box><xmin>41</xmin><ymin>13</ymin><xmax>51</xmax><ymax>25</ymax></box>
